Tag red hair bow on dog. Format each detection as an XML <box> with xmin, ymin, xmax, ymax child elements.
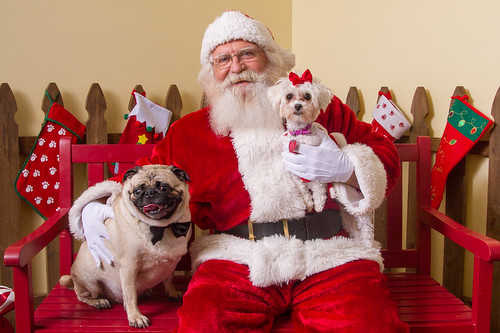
<box><xmin>289</xmin><ymin>69</ymin><xmax>313</xmax><ymax>86</ymax></box>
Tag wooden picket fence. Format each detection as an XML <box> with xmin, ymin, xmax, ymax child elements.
<box><xmin>0</xmin><ymin>82</ymin><xmax>182</xmax><ymax>327</ymax></box>
<box><xmin>0</xmin><ymin>82</ymin><xmax>499</xmax><ymax>331</ymax></box>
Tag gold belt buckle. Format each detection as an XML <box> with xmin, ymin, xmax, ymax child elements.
<box><xmin>248</xmin><ymin>219</ymin><xmax>290</xmax><ymax>241</ymax></box>
<box><xmin>282</xmin><ymin>219</ymin><xmax>290</xmax><ymax>239</ymax></box>
<box><xmin>248</xmin><ymin>220</ymin><xmax>255</xmax><ymax>241</ymax></box>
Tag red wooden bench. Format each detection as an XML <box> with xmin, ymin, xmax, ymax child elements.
<box><xmin>4</xmin><ymin>135</ymin><xmax>500</xmax><ymax>332</ymax></box>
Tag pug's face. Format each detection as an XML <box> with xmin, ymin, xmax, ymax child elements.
<box><xmin>123</xmin><ymin>165</ymin><xmax>190</xmax><ymax>220</ymax></box>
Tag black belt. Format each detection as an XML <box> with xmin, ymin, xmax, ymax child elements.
<box><xmin>216</xmin><ymin>210</ymin><xmax>343</xmax><ymax>241</ymax></box>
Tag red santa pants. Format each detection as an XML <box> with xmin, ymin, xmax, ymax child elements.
<box><xmin>177</xmin><ymin>259</ymin><xmax>408</xmax><ymax>332</ymax></box>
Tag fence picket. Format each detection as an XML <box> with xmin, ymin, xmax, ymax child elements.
<box><xmin>2</xmin><ymin>82</ymin><xmax>498</xmax><ymax>330</ymax></box>
<box><xmin>0</xmin><ymin>83</ymin><xmax>21</xmax><ymax>328</ymax></box>
<box><xmin>442</xmin><ymin>86</ymin><xmax>468</xmax><ymax>300</ymax></box>
<box><xmin>487</xmin><ymin>87</ymin><xmax>500</xmax><ymax>332</ymax></box>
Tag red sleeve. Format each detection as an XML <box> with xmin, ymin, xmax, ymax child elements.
<box><xmin>316</xmin><ymin>96</ymin><xmax>401</xmax><ymax>194</ymax></box>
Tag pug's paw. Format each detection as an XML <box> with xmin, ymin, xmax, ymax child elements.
<box><xmin>128</xmin><ymin>313</ymin><xmax>151</xmax><ymax>328</ymax></box>
<box><xmin>167</xmin><ymin>289</ymin><xmax>184</xmax><ymax>302</ymax></box>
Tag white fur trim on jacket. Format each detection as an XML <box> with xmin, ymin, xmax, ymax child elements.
<box><xmin>190</xmin><ymin>233</ymin><xmax>383</xmax><ymax>288</ymax></box>
<box><xmin>68</xmin><ymin>180</ymin><xmax>122</xmax><ymax>240</ymax></box>
<box><xmin>330</xmin><ymin>143</ymin><xmax>387</xmax><ymax>216</ymax></box>
<box><xmin>231</xmin><ymin>126</ymin><xmax>310</xmax><ymax>222</ymax></box>
<box><xmin>328</xmin><ymin>134</ymin><xmax>385</xmax><ymax>247</ymax></box>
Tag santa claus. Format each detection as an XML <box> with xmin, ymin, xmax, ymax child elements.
<box><xmin>71</xmin><ymin>10</ymin><xmax>408</xmax><ymax>332</ymax></box>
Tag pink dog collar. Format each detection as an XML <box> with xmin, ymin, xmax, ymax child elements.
<box><xmin>289</xmin><ymin>123</ymin><xmax>312</xmax><ymax>136</ymax></box>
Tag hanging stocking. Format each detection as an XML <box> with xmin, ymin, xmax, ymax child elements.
<box><xmin>110</xmin><ymin>91</ymin><xmax>172</xmax><ymax>176</ymax></box>
<box><xmin>371</xmin><ymin>91</ymin><xmax>411</xmax><ymax>142</ymax></box>
<box><xmin>431</xmin><ymin>95</ymin><xmax>493</xmax><ymax>209</ymax></box>
<box><xmin>15</xmin><ymin>92</ymin><xmax>86</xmax><ymax>219</ymax></box>
<box><xmin>0</xmin><ymin>286</ymin><xmax>14</xmax><ymax>333</ymax></box>
<box><xmin>0</xmin><ymin>286</ymin><xmax>14</xmax><ymax>316</ymax></box>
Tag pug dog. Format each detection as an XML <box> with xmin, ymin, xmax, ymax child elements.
<box><xmin>60</xmin><ymin>164</ymin><xmax>191</xmax><ymax>328</ymax></box>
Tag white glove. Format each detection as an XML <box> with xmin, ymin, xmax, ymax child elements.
<box><xmin>281</xmin><ymin>129</ymin><xmax>354</xmax><ymax>183</ymax></box>
<box><xmin>81</xmin><ymin>201</ymin><xmax>115</xmax><ymax>267</ymax></box>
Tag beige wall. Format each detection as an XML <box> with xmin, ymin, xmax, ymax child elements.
<box><xmin>2</xmin><ymin>1</ymin><xmax>292</xmax><ymax>136</ymax></box>
<box><xmin>292</xmin><ymin>0</ymin><xmax>500</xmax><ymax>297</ymax></box>
<box><xmin>293</xmin><ymin>0</ymin><xmax>500</xmax><ymax>132</ymax></box>
<box><xmin>2</xmin><ymin>1</ymin><xmax>497</xmax><ymax>297</ymax></box>
<box><xmin>1</xmin><ymin>0</ymin><xmax>292</xmax><ymax>294</ymax></box>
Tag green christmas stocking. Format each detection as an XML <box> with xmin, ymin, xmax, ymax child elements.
<box><xmin>431</xmin><ymin>95</ymin><xmax>493</xmax><ymax>209</ymax></box>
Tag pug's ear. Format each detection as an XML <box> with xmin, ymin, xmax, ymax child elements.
<box><xmin>171</xmin><ymin>166</ymin><xmax>190</xmax><ymax>182</ymax></box>
<box><xmin>123</xmin><ymin>166</ymin><xmax>141</xmax><ymax>182</ymax></box>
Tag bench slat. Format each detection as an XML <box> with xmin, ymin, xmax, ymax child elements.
<box><xmin>398</xmin><ymin>304</ymin><xmax>471</xmax><ymax>314</ymax></box>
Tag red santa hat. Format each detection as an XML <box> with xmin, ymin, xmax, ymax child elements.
<box><xmin>200</xmin><ymin>11</ymin><xmax>295</xmax><ymax>70</ymax></box>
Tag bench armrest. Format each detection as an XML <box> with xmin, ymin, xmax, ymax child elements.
<box><xmin>421</xmin><ymin>206</ymin><xmax>500</xmax><ymax>262</ymax></box>
<box><xmin>3</xmin><ymin>208</ymin><xmax>70</xmax><ymax>268</ymax></box>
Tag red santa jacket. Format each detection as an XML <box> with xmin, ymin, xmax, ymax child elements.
<box><xmin>138</xmin><ymin>96</ymin><xmax>400</xmax><ymax>232</ymax></box>
<box><xmin>69</xmin><ymin>95</ymin><xmax>401</xmax><ymax>287</ymax></box>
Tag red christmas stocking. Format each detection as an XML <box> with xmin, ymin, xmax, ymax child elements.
<box><xmin>431</xmin><ymin>95</ymin><xmax>493</xmax><ymax>209</ymax></box>
<box><xmin>0</xmin><ymin>286</ymin><xmax>14</xmax><ymax>333</ymax></box>
<box><xmin>15</xmin><ymin>96</ymin><xmax>86</xmax><ymax>219</ymax></box>
<box><xmin>110</xmin><ymin>90</ymin><xmax>172</xmax><ymax>176</ymax></box>
<box><xmin>0</xmin><ymin>286</ymin><xmax>14</xmax><ymax>316</ymax></box>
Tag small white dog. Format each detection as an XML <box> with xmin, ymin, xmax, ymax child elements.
<box><xmin>268</xmin><ymin>69</ymin><xmax>333</xmax><ymax>212</ymax></box>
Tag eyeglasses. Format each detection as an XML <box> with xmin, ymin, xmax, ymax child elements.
<box><xmin>210</xmin><ymin>47</ymin><xmax>264</xmax><ymax>69</ymax></box>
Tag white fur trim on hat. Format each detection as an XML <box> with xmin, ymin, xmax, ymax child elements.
<box><xmin>200</xmin><ymin>11</ymin><xmax>295</xmax><ymax>70</ymax></box>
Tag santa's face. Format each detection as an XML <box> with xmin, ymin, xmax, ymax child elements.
<box><xmin>211</xmin><ymin>40</ymin><xmax>268</xmax><ymax>83</ymax></box>
<box><xmin>203</xmin><ymin>40</ymin><xmax>284</xmax><ymax>136</ymax></box>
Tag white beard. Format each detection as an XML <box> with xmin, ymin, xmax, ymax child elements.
<box><xmin>208</xmin><ymin>71</ymin><xmax>283</xmax><ymax>136</ymax></box>
<box><xmin>206</xmin><ymin>70</ymin><xmax>309</xmax><ymax>221</ymax></box>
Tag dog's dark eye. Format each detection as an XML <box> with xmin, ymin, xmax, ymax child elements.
<box><xmin>133</xmin><ymin>188</ymin><xmax>142</xmax><ymax>196</ymax></box>
<box><xmin>304</xmin><ymin>93</ymin><xmax>312</xmax><ymax>101</ymax></box>
<box><xmin>286</xmin><ymin>93</ymin><xmax>293</xmax><ymax>101</ymax></box>
<box><xmin>157</xmin><ymin>183</ymin><xmax>172</xmax><ymax>193</ymax></box>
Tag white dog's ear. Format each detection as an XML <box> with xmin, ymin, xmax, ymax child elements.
<box><xmin>267</xmin><ymin>83</ymin><xmax>284</xmax><ymax>111</ymax></box>
<box><xmin>316</xmin><ymin>84</ymin><xmax>334</xmax><ymax>111</ymax></box>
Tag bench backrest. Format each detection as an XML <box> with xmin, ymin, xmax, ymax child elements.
<box><xmin>380</xmin><ymin>136</ymin><xmax>432</xmax><ymax>274</ymax></box>
<box><xmin>58</xmin><ymin>136</ymin><xmax>433</xmax><ymax>277</ymax></box>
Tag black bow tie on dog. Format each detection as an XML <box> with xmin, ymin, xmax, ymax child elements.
<box><xmin>150</xmin><ymin>222</ymin><xmax>191</xmax><ymax>245</ymax></box>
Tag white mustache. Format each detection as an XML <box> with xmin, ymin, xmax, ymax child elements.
<box><xmin>225</xmin><ymin>70</ymin><xmax>263</xmax><ymax>87</ymax></box>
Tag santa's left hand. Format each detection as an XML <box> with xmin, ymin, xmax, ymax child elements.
<box><xmin>281</xmin><ymin>129</ymin><xmax>354</xmax><ymax>183</ymax></box>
